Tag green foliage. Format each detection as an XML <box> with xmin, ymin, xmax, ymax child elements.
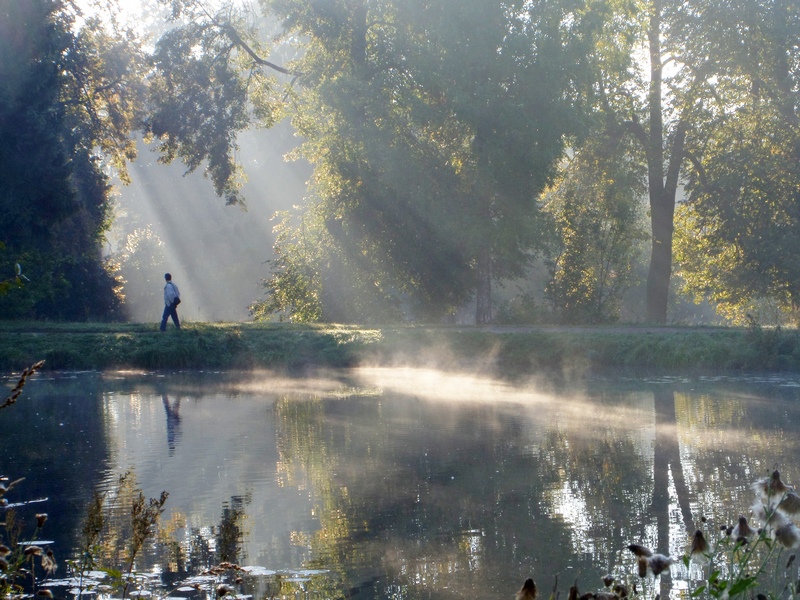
<box><xmin>542</xmin><ymin>140</ymin><xmax>648</xmax><ymax>324</ymax></box>
<box><xmin>495</xmin><ymin>290</ymin><xmax>543</xmax><ymax>326</ymax></box>
<box><xmin>667</xmin><ymin>0</ymin><xmax>800</xmax><ymax>325</ymax></box>
<box><xmin>145</xmin><ymin>1</ymin><xmax>277</xmax><ymax>205</ymax></box>
<box><xmin>0</xmin><ymin>0</ymin><xmax>140</xmax><ymax>321</ymax></box>
<box><xmin>677</xmin><ymin>112</ymin><xmax>800</xmax><ymax>323</ymax></box>
<box><xmin>251</xmin><ymin>208</ymin><xmax>408</xmax><ymax>324</ymax></box>
<box><xmin>250</xmin><ymin>210</ymin><xmax>325</xmax><ymax>323</ymax></box>
<box><xmin>160</xmin><ymin>0</ymin><xmax>601</xmax><ymax>322</ymax></box>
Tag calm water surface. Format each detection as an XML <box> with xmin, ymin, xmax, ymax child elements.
<box><xmin>3</xmin><ymin>367</ymin><xmax>800</xmax><ymax>599</ymax></box>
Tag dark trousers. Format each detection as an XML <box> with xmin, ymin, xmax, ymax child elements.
<box><xmin>160</xmin><ymin>303</ymin><xmax>181</xmax><ymax>331</ymax></box>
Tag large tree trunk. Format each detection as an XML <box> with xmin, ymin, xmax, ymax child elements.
<box><xmin>643</xmin><ymin>0</ymin><xmax>686</xmax><ymax>325</ymax></box>
<box><xmin>474</xmin><ymin>121</ymin><xmax>493</xmax><ymax>325</ymax></box>
<box><xmin>475</xmin><ymin>244</ymin><xmax>492</xmax><ymax>324</ymax></box>
<box><xmin>644</xmin><ymin>3</ymin><xmax>668</xmax><ymax>324</ymax></box>
<box><xmin>646</xmin><ymin>195</ymin><xmax>674</xmax><ymax>323</ymax></box>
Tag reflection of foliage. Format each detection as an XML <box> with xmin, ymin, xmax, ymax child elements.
<box><xmin>217</xmin><ymin>497</ymin><xmax>248</xmax><ymax>564</ymax></box>
<box><xmin>273</xmin><ymin>392</ymin><xmax>584</xmax><ymax>597</ymax></box>
<box><xmin>536</xmin><ymin>395</ymin><xmax>654</xmax><ymax>566</ymax></box>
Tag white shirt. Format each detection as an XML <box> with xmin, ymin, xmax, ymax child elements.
<box><xmin>164</xmin><ymin>281</ymin><xmax>180</xmax><ymax>306</ymax></box>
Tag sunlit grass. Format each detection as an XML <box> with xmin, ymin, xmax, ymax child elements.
<box><xmin>0</xmin><ymin>322</ymin><xmax>798</xmax><ymax>373</ymax></box>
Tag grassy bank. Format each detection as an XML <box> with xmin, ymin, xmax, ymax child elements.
<box><xmin>2</xmin><ymin>321</ymin><xmax>800</xmax><ymax>375</ymax></box>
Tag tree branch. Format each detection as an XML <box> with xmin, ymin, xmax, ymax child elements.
<box><xmin>216</xmin><ymin>20</ymin><xmax>299</xmax><ymax>77</ymax></box>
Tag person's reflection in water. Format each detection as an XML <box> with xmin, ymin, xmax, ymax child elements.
<box><xmin>162</xmin><ymin>393</ymin><xmax>182</xmax><ymax>455</ymax></box>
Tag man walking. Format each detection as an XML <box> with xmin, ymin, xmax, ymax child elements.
<box><xmin>160</xmin><ymin>273</ymin><xmax>181</xmax><ymax>331</ymax></box>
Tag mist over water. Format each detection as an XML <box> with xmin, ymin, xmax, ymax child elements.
<box><xmin>6</xmin><ymin>368</ymin><xmax>800</xmax><ymax>599</ymax></box>
<box><xmin>110</xmin><ymin>123</ymin><xmax>311</xmax><ymax>323</ymax></box>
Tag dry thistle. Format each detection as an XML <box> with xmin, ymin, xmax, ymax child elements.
<box><xmin>731</xmin><ymin>515</ymin><xmax>757</xmax><ymax>544</ymax></box>
<box><xmin>646</xmin><ymin>555</ymin><xmax>674</xmax><ymax>577</ymax></box>
<box><xmin>42</xmin><ymin>549</ymin><xmax>56</xmax><ymax>574</ymax></box>
<box><xmin>752</xmin><ymin>470</ymin><xmax>793</xmax><ymax>505</ymax></box>
<box><xmin>516</xmin><ymin>578</ymin><xmax>537</xmax><ymax>600</ymax></box>
<box><xmin>627</xmin><ymin>544</ymin><xmax>652</xmax><ymax>558</ymax></box>
<box><xmin>636</xmin><ymin>556</ymin><xmax>648</xmax><ymax>578</ymax></box>
<box><xmin>779</xmin><ymin>491</ymin><xmax>800</xmax><ymax>515</ymax></box>
<box><xmin>774</xmin><ymin>523</ymin><xmax>800</xmax><ymax>549</ymax></box>
<box><xmin>35</xmin><ymin>513</ymin><xmax>47</xmax><ymax>528</ymax></box>
<box><xmin>23</xmin><ymin>545</ymin><xmax>43</xmax><ymax>557</ymax></box>
<box><xmin>690</xmin><ymin>530</ymin><xmax>710</xmax><ymax>564</ymax></box>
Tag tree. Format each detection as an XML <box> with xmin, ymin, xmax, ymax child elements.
<box><xmin>249</xmin><ymin>0</ymin><xmax>597</xmax><ymax>323</ymax></box>
<box><xmin>584</xmin><ymin>0</ymin><xmax>726</xmax><ymax>324</ymax></box>
<box><xmin>145</xmin><ymin>0</ymin><xmax>283</xmax><ymax>205</ymax></box>
<box><xmin>140</xmin><ymin>0</ymin><xmax>601</xmax><ymax>323</ymax></box>
<box><xmin>0</xmin><ymin>0</ymin><xmax>144</xmax><ymax>320</ymax></box>
<box><xmin>542</xmin><ymin>139</ymin><xmax>647</xmax><ymax>324</ymax></box>
<box><xmin>672</xmin><ymin>0</ymin><xmax>800</xmax><ymax>323</ymax></box>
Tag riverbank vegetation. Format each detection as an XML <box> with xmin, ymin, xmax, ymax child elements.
<box><xmin>1</xmin><ymin>321</ymin><xmax>799</xmax><ymax>374</ymax></box>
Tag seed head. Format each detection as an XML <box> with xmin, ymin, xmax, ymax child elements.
<box><xmin>516</xmin><ymin>578</ymin><xmax>537</xmax><ymax>600</ymax></box>
<box><xmin>647</xmin><ymin>554</ymin><xmax>674</xmax><ymax>577</ymax></box>
<box><xmin>779</xmin><ymin>492</ymin><xmax>800</xmax><ymax>515</ymax></box>
<box><xmin>568</xmin><ymin>582</ymin><xmax>580</xmax><ymax>600</ymax></box>
<box><xmin>753</xmin><ymin>470</ymin><xmax>793</xmax><ymax>505</ymax></box>
<box><xmin>774</xmin><ymin>523</ymin><xmax>800</xmax><ymax>549</ymax></box>
<box><xmin>42</xmin><ymin>549</ymin><xmax>57</xmax><ymax>574</ymax></box>
<box><xmin>627</xmin><ymin>544</ymin><xmax>653</xmax><ymax>558</ymax></box>
<box><xmin>35</xmin><ymin>513</ymin><xmax>48</xmax><ymax>528</ymax></box>
<box><xmin>216</xmin><ymin>584</ymin><xmax>234</xmax><ymax>597</ymax></box>
<box><xmin>751</xmin><ymin>501</ymin><xmax>788</xmax><ymax>530</ymax></box>
<box><xmin>690</xmin><ymin>530</ymin><xmax>709</xmax><ymax>564</ymax></box>
<box><xmin>0</xmin><ymin>545</ymin><xmax>10</xmax><ymax>557</ymax></box>
<box><xmin>636</xmin><ymin>556</ymin><xmax>648</xmax><ymax>578</ymax></box>
<box><xmin>732</xmin><ymin>515</ymin><xmax>757</xmax><ymax>544</ymax></box>
<box><xmin>23</xmin><ymin>545</ymin><xmax>43</xmax><ymax>557</ymax></box>
<box><xmin>602</xmin><ymin>575</ymin><xmax>614</xmax><ymax>588</ymax></box>
<box><xmin>37</xmin><ymin>590</ymin><xmax>53</xmax><ymax>598</ymax></box>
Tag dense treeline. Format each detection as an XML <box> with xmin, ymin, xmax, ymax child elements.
<box><xmin>0</xmin><ymin>0</ymin><xmax>797</xmax><ymax>326</ymax></box>
<box><xmin>0</xmin><ymin>0</ymin><xmax>144</xmax><ymax>320</ymax></box>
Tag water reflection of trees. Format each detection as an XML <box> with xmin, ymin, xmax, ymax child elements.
<box><xmin>0</xmin><ymin>376</ymin><xmax>108</xmax><ymax>560</ymax></box>
<box><xmin>674</xmin><ymin>385</ymin><xmax>800</xmax><ymax>526</ymax></box>
<box><xmin>13</xmin><ymin>372</ymin><xmax>800</xmax><ymax>600</ymax></box>
<box><xmin>157</xmin><ymin>495</ymin><xmax>250</xmax><ymax>588</ymax></box>
<box><xmin>272</xmin><ymin>379</ymin><xmax>800</xmax><ymax>600</ymax></box>
<box><xmin>273</xmin><ymin>391</ymin><xmax>646</xmax><ymax>599</ymax></box>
